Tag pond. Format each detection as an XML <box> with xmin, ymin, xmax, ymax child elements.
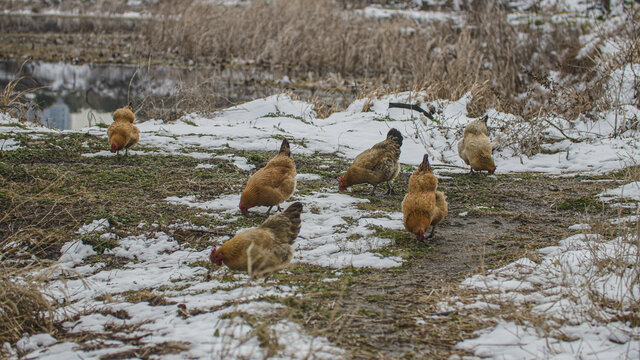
<box><xmin>0</xmin><ymin>60</ymin><xmax>354</xmax><ymax>130</ymax></box>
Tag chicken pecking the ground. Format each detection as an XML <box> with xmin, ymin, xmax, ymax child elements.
<box><xmin>401</xmin><ymin>154</ymin><xmax>448</xmax><ymax>241</ymax></box>
<box><xmin>239</xmin><ymin>138</ymin><xmax>297</xmax><ymax>215</ymax></box>
<box><xmin>338</xmin><ymin>128</ymin><xmax>403</xmax><ymax>195</ymax></box>
<box><xmin>210</xmin><ymin>202</ymin><xmax>303</xmax><ymax>277</ymax></box>
<box><xmin>107</xmin><ymin>105</ymin><xmax>140</xmax><ymax>156</ymax></box>
<box><xmin>457</xmin><ymin>115</ymin><xmax>496</xmax><ymax>174</ymax></box>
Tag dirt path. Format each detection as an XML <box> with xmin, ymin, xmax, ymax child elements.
<box><xmin>302</xmin><ymin>174</ymin><xmax>621</xmax><ymax>359</ymax></box>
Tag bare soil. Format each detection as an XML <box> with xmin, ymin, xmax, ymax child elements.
<box><xmin>300</xmin><ymin>174</ymin><xmax>625</xmax><ymax>359</ymax></box>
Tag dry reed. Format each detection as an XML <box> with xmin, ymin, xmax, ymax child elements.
<box><xmin>0</xmin><ymin>274</ymin><xmax>54</xmax><ymax>347</ymax></box>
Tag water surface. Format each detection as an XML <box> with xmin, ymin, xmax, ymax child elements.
<box><xmin>1</xmin><ymin>60</ymin><xmax>352</xmax><ymax>130</ymax></box>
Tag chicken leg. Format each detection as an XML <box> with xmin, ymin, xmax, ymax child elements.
<box><xmin>385</xmin><ymin>181</ymin><xmax>395</xmax><ymax>195</ymax></box>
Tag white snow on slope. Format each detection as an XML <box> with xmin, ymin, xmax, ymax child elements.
<box><xmin>65</xmin><ymin>92</ymin><xmax>636</xmax><ymax>175</ymax></box>
<box><xmin>600</xmin><ymin>181</ymin><xmax>640</xmax><ymax>202</ymax></box>
<box><xmin>452</xmin><ymin>232</ymin><xmax>640</xmax><ymax>359</ymax></box>
<box><xmin>4</xmin><ymin>88</ymin><xmax>639</xmax><ymax>175</ymax></box>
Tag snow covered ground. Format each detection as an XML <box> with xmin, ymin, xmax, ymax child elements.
<box><xmin>67</xmin><ymin>88</ymin><xmax>638</xmax><ymax>176</ymax></box>
<box><xmin>2</xmin><ymin>82</ymin><xmax>640</xmax><ymax>358</ymax></box>
<box><xmin>448</xmin><ymin>230</ymin><xmax>639</xmax><ymax>359</ymax></box>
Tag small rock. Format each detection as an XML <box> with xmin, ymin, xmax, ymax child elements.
<box><xmin>548</xmin><ymin>184</ymin><xmax>559</xmax><ymax>191</ymax></box>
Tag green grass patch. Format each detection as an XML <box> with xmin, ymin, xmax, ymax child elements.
<box><xmin>79</xmin><ymin>233</ymin><xmax>118</xmax><ymax>254</ymax></box>
<box><xmin>556</xmin><ymin>195</ymin><xmax>603</xmax><ymax>213</ymax></box>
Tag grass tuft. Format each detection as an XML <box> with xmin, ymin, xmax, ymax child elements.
<box><xmin>0</xmin><ymin>275</ymin><xmax>54</xmax><ymax>345</ymax></box>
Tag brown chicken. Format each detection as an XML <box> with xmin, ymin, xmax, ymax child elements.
<box><xmin>239</xmin><ymin>138</ymin><xmax>297</xmax><ymax>214</ymax></box>
<box><xmin>401</xmin><ymin>154</ymin><xmax>448</xmax><ymax>241</ymax></box>
<box><xmin>107</xmin><ymin>105</ymin><xmax>139</xmax><ymax>156</ymax></box>
<box><xmin>338</xmin><ymin>128</ymin><xmax>403</xmax><ymax>195</ymax></box>
<box><xmin>210</xmin><ymin>202</ymin><xmax>303</xmax><ymax>277</ymax></box>
<box><xmin>457</xmin><ymin>115</ymin><xmax>496</xmax><ymax>174</ymax></box>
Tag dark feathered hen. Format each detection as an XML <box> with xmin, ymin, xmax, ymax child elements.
<box><xmin>210</xmin><ymin>202</ymin><xmax>303</xmax><ymax>277</ymax></box>
<box><xmin>338</xmin><ymin>128</ymin><xmax>403</xmax><ymax>195</ymax></box>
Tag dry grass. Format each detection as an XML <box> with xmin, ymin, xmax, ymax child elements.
<box><xmin>0</xmin><ymin>60</ymin><xmax>42</xmax><ymax>123</ymax></box>
<box><xmin>138</xmin><ymin>0</ymin><xmax>567</xmax><ymax>115</ymax></box>
<box><xmin>3</xmin><ymin>0</ymin><xmax>634</xmax><ymax>128</ymax></box>
<box><xmin>0</xmin><ymin>274</ymin><xmax>54</xmax><ymax>346</ymax></box>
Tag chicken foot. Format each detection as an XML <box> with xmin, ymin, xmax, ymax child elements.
<box><xmin>426</xmin><ymin>227</ymin><xmax>437</xmax><ymax>240</ymax></box>
<box><xmin>265</xmin><ymin>205</ymin><xmax>284</xmax><ymax>215</ymax></box>
<box><xmin>385</xmin><ymin>181</ymin><xmax>395</xmax><ymax>195</ymax></box>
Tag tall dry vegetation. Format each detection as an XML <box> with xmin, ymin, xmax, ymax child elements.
<box><xmin>0</xmin><ymin>60</ymin><xmax>41</xmax><ymax>123</ymax></box>
<box><xmin>5</xmin><ymin>0</ymin><xmax>631</xmax><ymax>122</ymax></box>
<box><xmin>142</xmin><ymin>0</ymin><xmax>563</xmax><ymax>114</ymax></box>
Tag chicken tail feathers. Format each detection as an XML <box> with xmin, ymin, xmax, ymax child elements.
<box><xmin>283</xmin><ymin>201</ymin><xmax>303</xmax><ymax>217</ymax></box>
<box><xmin>418</xmin><ymin>154</ymin><xmax>432</xmax><ymax>173</ymax></box>
<box><xmin>283</xmin><ymin>202</ymin><xmax>303</xmax><ymax>244</ymax></box>
<box><xmin>386</xmin><ymin>128</ymin><xmax>403</xmax><ymax>147</ymax></box>
<box><xmin>259</xmin><ymin>202</ymin><xmax>303</xmax><ymax>244</ymax></box>
<box><xmin>279</xmin><ymin>138</ymin><xmax>291</xmax><ymax>156</ymax></box>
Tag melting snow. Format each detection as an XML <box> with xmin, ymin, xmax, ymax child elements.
<box><xmin>1</xmin><ymin>84</ymin><xmax>639</xmax><ymax>358</ymax></box>
<box><xmin>76</xmin><ymin>219</ymin><xmax>110</xmax><ymax>234</ymax></box>
<box><xmin>214</xmin><ymin>154</ymin><xmax>255</xmax><ymax>171</ymax></box>
<box><xmin>1</xmin><ymin>138</ymin><xmax>20</xmax><ymax>151</ymax></box>
<box><xmin>454</xmin><ymin>233</ymin><xmax>640</xmax><ymax>359</ymax></box>
<box><xmin>600</xmin><ymin>181</ymin><xmax>640</xmax><ymax>202</ymax></box>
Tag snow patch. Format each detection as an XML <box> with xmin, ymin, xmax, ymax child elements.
<box><xmin>1</xmin><ymin>138</ymin><xmax>20</xmax><ymax>151</ymax></box>
<box><xmin>76</xmin><ymin>219</ymin><xmax>110</xmax><ymax>234</ymax></box>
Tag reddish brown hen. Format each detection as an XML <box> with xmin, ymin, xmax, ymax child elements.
<box><xmin>107</xmin><ymin>105</ymin><xmax>139</xmax><ymax>156</ymax></box>
<box><xmin>401</xmin><ymin>154</ymin><xmax>448</xmax><ymax>241</ymax></box>
<box><xmin>239</xmin><ymin>139</ymin><xmax>297</xmax><ymax>214</ymax></box>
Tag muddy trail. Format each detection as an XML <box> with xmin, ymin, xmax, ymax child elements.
<box><xmin>301</xmin><ymin>174</ymin><xmax>622</xmax><ymax>359</ymax></box>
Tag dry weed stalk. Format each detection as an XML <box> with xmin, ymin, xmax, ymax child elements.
<box><xmin>0</xmin><ymin>272</ymin><xmax>54</xmax><ymax>349</ymax></box>
<box><xmin>0</xmin><ymin>60</ymin><xmax>42</xmax><ymax>123</ymax></box>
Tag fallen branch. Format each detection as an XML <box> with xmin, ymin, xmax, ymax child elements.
<box><xmin>430</xmin><ymin>163</ymin><xmax>468</xmax><ymax>170</ymax></box>
<box><xmin>388</xmin><ymin>102</ymin><xmax>438</xmax><ymax>123</ymax></box>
